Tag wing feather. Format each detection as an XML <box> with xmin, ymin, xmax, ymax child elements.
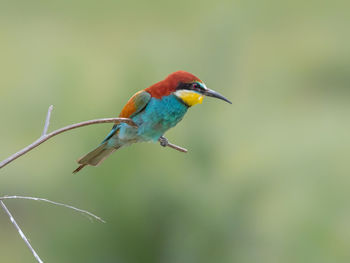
<box><xmin>119</xmin><ymin>90</ymin><xmax>151</xmax><ymax>118</ymax></box>
<box><xmin>101</xmin><ymin>90</ymin><xmax>151</xmax><ymax>143</ymax></box>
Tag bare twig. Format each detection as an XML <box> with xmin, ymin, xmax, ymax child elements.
<box><xmin>1</xmin><ymin>201</ymin><xmax>44</xmax><ymax>263</ymax></box>
<box><xmin>0</xmin><ymin>117</ymin><xmax>135</xmax><ymax>169</ymax></box>
<box><xmin>42</xmin><ymin>105</ymin><xmax>53</xmax><ymax>136</ymax></box>
<box><xmin>0</xmin><ymin>196</ymin><xmax>105</xmax><ymax>223</ymax></box>
<box><xmin>159</xmin><ymin>138</ymin><xmax>188</xmax><ymax>153</ymax></box>
<box><xmin>0</xmin><ymin>105</ymin><xmax>187</xmax><ymax>169</ymax></box>
<box><xmin>166</xmin><ymin>142</ymin><xmax>187</xmax><ymax>153</ymax></box>
<box><xmin>0</xmin><ymin>195</ymin><xmax>105</xmax><ymax>262</ymax></box>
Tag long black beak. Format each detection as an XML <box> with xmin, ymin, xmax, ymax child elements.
<box><xmin>202</xmin><ymin>89</ymin><xmax>232</xmax><ymax>104</ymax></box>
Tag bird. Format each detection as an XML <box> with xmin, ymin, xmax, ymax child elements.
<box><xmin>73</xmin><ymin>70</ymin><xmax>231</xmax><ymax>173</ymax></box>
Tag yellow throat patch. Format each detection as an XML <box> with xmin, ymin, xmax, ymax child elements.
<box><xmin>174</xmin><ymin>90</ymin><xmax>204</xmax><ymax>106</ymax></box>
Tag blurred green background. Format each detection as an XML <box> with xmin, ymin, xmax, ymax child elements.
<box><xmin>1</xmin><ymin>0</ymin><xmax>349</xmax><ymax>262</ymax></box>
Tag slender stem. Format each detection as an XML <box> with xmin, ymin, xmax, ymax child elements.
<box><xmin>0</xmin><ymin>196</ymin><xmax>105</xmax><ymax>223</ymax></box>
<box><xmin>0</xmin><ymin>117</ymin><xmax>137</xmax><ymax>169</ymax></box>
<box><xmin>1</xmin><ymin>201</ymin><xmax>44</xmax><ymax>263</ymax></box>
<box><xmin>0</xmin><ymin>106</ymin><xmax>188</xmax><ymax>169</ymax></box>
<box><xmin>165</xmin><ymin>140</ymin><xmax>188</xmax><ymax>153</ymax></box>
<box><xmin>158</xmin><ymin>136</ymin><xmax>188</xmax><ymax>153</ymax></box>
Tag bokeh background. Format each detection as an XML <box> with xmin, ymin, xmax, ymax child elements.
<box><xmin>1</xmin><ymin>0</ymin><xmax>349</xmax><ymax>262</ymax></box>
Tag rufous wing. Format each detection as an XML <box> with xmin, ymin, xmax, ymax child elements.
<box><xmin>101</xmin><ymin>90</ymin><xmax>151</xmax><ymax>144</ymax></box>
<box><xmin>119</xmin><ymin>90</ymin><xmax>151</xmax><ymax>118</ymax></box>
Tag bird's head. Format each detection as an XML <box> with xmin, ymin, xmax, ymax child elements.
<box><xmin>147</xmin><ymin>71</ymin><xmax>232</xmax><ymax>107</ymax></box>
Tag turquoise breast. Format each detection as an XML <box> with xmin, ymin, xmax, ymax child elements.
<box><xmin>130</xmin><ymin>94</ymin><xmax>188</xmax><ymax>141</ymax></box>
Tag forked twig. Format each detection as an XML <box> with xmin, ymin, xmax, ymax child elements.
<box><xmin>1</xmin><ymin>195</ymin><xmax>105</xmax><ymax>263</ymax></box>
<box><xmin>0</xmin><ymin>105</ymin><xmax>187</xmax><ymax>169</ymax></box>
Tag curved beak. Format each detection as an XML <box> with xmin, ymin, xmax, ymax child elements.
<box><xmin>202</xmin><ymin>88</ymin><xmax>232</xmax><ymax>104</ymax></box>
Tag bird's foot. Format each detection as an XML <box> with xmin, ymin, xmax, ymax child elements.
<box><xmin>159</xmin><ymin>136</ymin><xmax>169</xmax><ymax>147</ymax></box>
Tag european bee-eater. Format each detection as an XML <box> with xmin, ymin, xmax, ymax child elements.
<box><xmin>73</xmin><ymin>71</ymin><xmax>231</xmax><ymax>173</ymax></box>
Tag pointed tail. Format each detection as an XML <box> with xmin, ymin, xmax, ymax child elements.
<box><xmin>73</xmin><ymin>164</ymin><xmax>87</xmax><ymax>174</ymax></box>
<box><xmin>73</xmin><ymin>142</ymin><xmax>119</xmax><ymax>174</ymax></box>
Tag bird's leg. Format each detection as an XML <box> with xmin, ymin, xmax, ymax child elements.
<box><xmin>159</xmin><ymin>136</ymin><xmax>169</xmax><ymax>147</ymax></box>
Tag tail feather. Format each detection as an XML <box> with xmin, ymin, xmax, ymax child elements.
<box><xmin>73</xmin><ymin>164</ymin><xmax>87</xmax><ymax>174</ymax></box>
<box><xmin>73</xmin><ymin>142</ymin><xmax>119</xmax><ymax>173</ymax></box>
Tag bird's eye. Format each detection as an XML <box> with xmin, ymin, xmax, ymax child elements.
<box><xmin>192</xmin><ymin>83</ymin><xmax>200</xmax><ymax>89</ymax></box>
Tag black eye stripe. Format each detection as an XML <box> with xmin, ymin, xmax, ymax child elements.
<box><xmin>176</xmin><ymin>82</ymin><xmax>192</xmax><ymax>90</ymax></box>
<box><xmin>176</xmin><ymin>82</ymin><xmax>203</xmax><ymax>91</ymax></box>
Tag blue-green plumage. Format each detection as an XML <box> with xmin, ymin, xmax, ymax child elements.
<box><xmin>132</xmin><ymin>94</ymin><xmax>188</xmax><ymax>141</ymax></box>
<box><xmin>110</xmin><ymin>94</ymin><xmax>188</xmax><ymax>146</ymax></box>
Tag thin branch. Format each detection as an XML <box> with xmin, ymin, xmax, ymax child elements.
<box><xmin>158</xmin><ymin>136</ymin><xmax>188</xmax><ymax>153</ymax></box>
<box><xmin>42</xmin><ymin>105</ymin><xmax>53</xmax><ymax>136</ymax></box>
<box><xmin>0</xmin><ymin>117</ymin><xmax>137</xmax><ymax>169</ymax></box>
<box><xmin>161</xmin><ymin>139</ymin><xmax>188</xmax><ymax>153</ymax></box>
<box><xmin>0</xmin><ymin>106</ymin><xmax>187</xmax><ymax>169</ymax></box>
<box><xmin>0</xmin><ymin>196</ymin><xmax>105</xmax><ymax>223</ymax></box>
<box><xmin>1</xmin><ymin>201</ymin><xmax>44</xmax><ymax>263</ymax></box>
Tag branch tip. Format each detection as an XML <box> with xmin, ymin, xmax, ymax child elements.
<box><xmin>42</xmin><ymin>105</ymin><xmax>54</xmax><ymax>136</ymax></box>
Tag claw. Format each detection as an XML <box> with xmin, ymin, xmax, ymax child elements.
<box><xmin>159</xmin><ymin>136</ymin><xmax>168</xmax><ymax>147</ymax></box>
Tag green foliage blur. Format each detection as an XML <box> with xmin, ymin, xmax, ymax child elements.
<box><xmin>1</xmin><ymin>0</ymin><xmax>349</xmax><ymax>262</ymax></box>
